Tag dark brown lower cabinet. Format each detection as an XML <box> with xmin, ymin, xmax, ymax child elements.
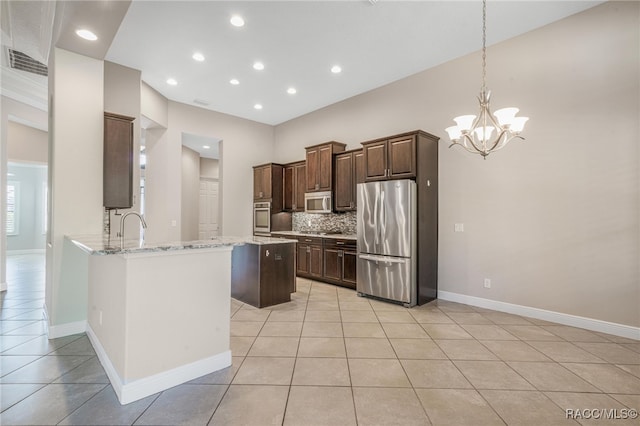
<box><xmin>322</xmin><ymin>239</ymin><xmax>357</xmax><ymax>289</ymax></box>
<box><xmin>296</xmin><ymin>237</ymin><xmax>323</xmax><ymax>279</ymax></box>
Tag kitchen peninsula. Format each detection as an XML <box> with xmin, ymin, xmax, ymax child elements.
<box><xmin>68</xmin><ymin>235</ymin><xmax>294</xmax><ymax>405</ymax></box>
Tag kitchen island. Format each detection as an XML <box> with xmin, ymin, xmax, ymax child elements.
<box><xmin>68</xmin><ymin>235</ymin><xmax>292</xmax><ymax>405</ymax></box>
<box><xmin>231</xmin><ymin>237</ymin><xmax>297</xmax><ymax>308</ymax></box>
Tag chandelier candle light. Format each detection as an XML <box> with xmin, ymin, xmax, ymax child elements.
<box><xmin>445</xmin><ymin>0</ymin><xmax>529</xmax><ymax>158</ymax></box>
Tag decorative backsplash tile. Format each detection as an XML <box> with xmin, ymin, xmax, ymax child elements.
<box><xmin>292</xmin><ymin>211</ymin><xmax>357</xmax><ymax>235</ymax></box>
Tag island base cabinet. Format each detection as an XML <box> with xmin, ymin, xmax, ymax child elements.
<box><xmin>231</xmin><ymin>242</ymin><xmax>296</xmax><ymax>308</ymax></box>
<box><xmin>86</xmin><ymin>247</ymin><xmax>233</xmax><ymax>404</ymax></box>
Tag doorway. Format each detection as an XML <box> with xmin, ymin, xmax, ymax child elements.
<box><xmin>199</xmin><ymin>178</ymin><xmax>219</xmax><ymax>238</ymax></box>
<box><xmin>181</xmin><ymin>133</ymin><xmax>221</xmax><ymax>239</ymax></box>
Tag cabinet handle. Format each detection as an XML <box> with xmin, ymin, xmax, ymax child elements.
<box><xmin>338</xmin><ymin>250</ymin><xmax>343</xmax><ymax>257</ymax></box>
<box><xmin>307</xmin><ymin>247</ymin><xmax>311</xmax><ymax>253</ymax></box>
<box><xmin>315</xmin><ymin>184</ymin><xmax>320</xmax><ymax>190</ymax></box>
<box><xmin>304</xmin><ymin>239</ymin><xmax>313</xmax><ymax>242</ymax></box>
<box><xmin>292</xmin><ymin>204</ymin><xmax>296</xmax><ymax>209</ymax></box>
<box><xmin>336</xmin><ymin>241</ymin><xmax>344</xmax><ymax>245</ymax></box>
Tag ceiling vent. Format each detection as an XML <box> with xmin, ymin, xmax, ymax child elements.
<box><xmin>8</xmin><ymin>49</ymin><xmax>48</xmax><ymax>77</ymax></box>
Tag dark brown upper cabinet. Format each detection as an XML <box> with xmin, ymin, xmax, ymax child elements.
<box><xmin>334</xmin><ymin>149</ymin><xmax>364</xmax><ymax>212</ymax></box>
<box><xmin>253</xmin><ymin>163</ymin><xmax>284</xmax><ymax>212</ymax></box>
<box><xmin>283</xmin><ymin>161</ymin><xmax>306</xmax><ymax>212</ymax></box>
<box><xmin>362</xmin><ymin>134</ymin><xmax>417</xmax><ymax>181</ymax></box>
<box><xmin>104</xmin><ymin>112</ymin><xmax>135</xmax><ymax>209</ymax></box>
<box><xmin>305</xmin><ymin>141</ymin><xmax>346</xmax><ymax>192</ymax></box>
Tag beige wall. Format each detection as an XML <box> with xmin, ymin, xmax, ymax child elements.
<box><xmin>200</xmin><ymin>157</ymin><xmax>219</xmax><ymax>179</ymax></box>
<box><xmin>47</xmin><ymin>47</ymin><xmax>104</xmax><ymax>327</ymax></box>
<box><xmin>181</xmin><ymin>146</ymin><xmax>200</xmax><ymax>241</ymax></box>
<box><xmin>274</xmin><ymin>2</ymin><xmax>639</xmax><ymax>327</ymax></box>
<box><xmin>166</xmin><ymin>102</ymin><xmax>274</xmax><ymax>238</ymax></box>
<box><xmin>7</xmin><ymin>121</ymin><xmax>48</xmax><ymax>163</ymax></box>
<box><xmin>141</xmin><ymin>81</ymin><xmax>168</xmax><ymax>128</ymax></box>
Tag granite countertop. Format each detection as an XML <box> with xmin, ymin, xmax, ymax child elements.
<box><xmin>67</xmin><ymin>235</ymin><xmax>297</xmax><ymax>255</ymax></box>
<box><xmin>271</xmin><ymin>230</ymin><xmax>357</xmax><ymax>241</ymax></box>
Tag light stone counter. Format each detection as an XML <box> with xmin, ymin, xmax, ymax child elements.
<box><xmin>270</xmin><ymin>230</ymin><xmax>357</xmax><ymax>241</ymax></box>
<box><xmin>67</xmin><ymin>235</ymin><xmax>296</xmax><ymax>255</ymax></box>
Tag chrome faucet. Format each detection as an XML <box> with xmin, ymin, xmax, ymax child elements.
<box><xmin>118</xmin><ymin>211</ymin><xmax>147</xmax><ymax>244</ymax></box>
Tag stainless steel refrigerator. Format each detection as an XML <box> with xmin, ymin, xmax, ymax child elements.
<box><xmin>356</xmin><ymin>179</ymin><xmax>417</xmax><ymax>307</ymax></box>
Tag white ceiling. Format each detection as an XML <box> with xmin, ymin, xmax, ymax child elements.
<box><xmin>106</xmin><ymin>0</ymin><xmax>603</xmax><ymax>126</ymax></box>
<box><xmin>2</xmin><ymin>1</ymin><xmax>604</xmax><ymax>128</ymax></box>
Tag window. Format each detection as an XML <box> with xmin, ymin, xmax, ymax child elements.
<box><xmin>7</xmin><ymin>181</ymin><xmax>19</xmax><ymax>235</ymax></box>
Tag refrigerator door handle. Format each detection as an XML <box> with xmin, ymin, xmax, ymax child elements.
<box><xmin>380</xmin><ymin>189</ymin><xmax>385</xmax><ymax>243</ymax></box>
<box><xmin>359</xmin><ymin>254</ymin><xmax>407</xmax><ymax>264</ymax></box>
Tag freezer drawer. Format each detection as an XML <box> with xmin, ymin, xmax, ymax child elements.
<box><xmin>357</xmin><ymin>254</ymin><xmax>416</xmax><ymax>306</ymax></box>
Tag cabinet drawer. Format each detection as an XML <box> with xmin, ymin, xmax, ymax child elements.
<box><xmin>297</xmin><ymin>236</ymin><xmax>323</xmax><ymax>245</ymax></box>
<box><xmin>324</xmin><ymin>238</ymin><xmax>356</xmax><ymax>250</ymax></box>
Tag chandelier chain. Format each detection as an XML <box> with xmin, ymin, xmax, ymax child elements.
<box><xmin>481</xmin><ymin>0</ymin><xmax>487</xmax><ymax>95</ymax></box>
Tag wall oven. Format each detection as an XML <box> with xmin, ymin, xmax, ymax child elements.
<box><xmin>253</xmin><ymin>202</ymin><xmax>271</xmax><ymax>236</ymax></box>
<box><xmin>304</xmin><ymin>191</ymin><xmax>332</xmax><ymax>214</ymax></box>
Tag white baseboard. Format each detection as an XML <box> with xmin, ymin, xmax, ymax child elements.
<box><xmin>0</xmin><ymin>282</ymin><xmax>6</xmax><ymax>292</ymax></box>
<box><xmin>7</xmin><ymin>249</ymin><xmax>46</xmax><ymax>255</ymax></box>
<box><xmin>86</xmin><ymin>325</ymin><xmax>232</xmax><ymax>405</ymax></box>
<box><xmin>438</xmin><ymin>291</ymin><xmax>640</xmax><ymax>341</ymax></box>
<box><xmin>47</xmin><ymin>320</ymin><xmax>87</xmax><ymax>339</ymax></box>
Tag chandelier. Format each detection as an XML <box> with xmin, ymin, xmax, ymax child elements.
<box><xmin>445</xmin><ymin>0</ymin><xmax>528</xmax><ymax>158</ymax></box>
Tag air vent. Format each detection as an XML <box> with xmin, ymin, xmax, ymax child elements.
<box><xmin>8</xmin><ymin>49</ymin><xmax>48</xmax><ymax>77</ymax></box>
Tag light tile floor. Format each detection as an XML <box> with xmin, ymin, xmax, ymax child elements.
<box><xmin>1</xmin><ymin>254</ymin><xmax>639</xmax><ymax>425</ymax></box>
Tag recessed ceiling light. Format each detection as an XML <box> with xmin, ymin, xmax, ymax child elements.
<box><xmin>230</xmin><ymin>15</ymin><xmax>245</xmax><ymax>27</ymax></box>
<box><xmin>76</xmin><ymin>29</ymin><xmax>97</xmax><ymax>41</ymax></box>
<box><xmin>287</xmin><ymin>87</ymin><xmax>297</xmax><ymax>95</ymax></box>
<box><xmin>331</xmin><ymin>65</ymin><xmax>342</xmax><ymax>74</ymax></box>
<box><xmin>253</xmin><ymin>61</ymin><xmax>265</xmax><ymax>71</ymax></box>
<box><xmin>166</xmin><ymin>78</ymin><xmax>178</xmax><ymax>86</ymax></box>
<box><xmin>192</xmin><ymin>52</ymin><xmax>205</xmax><ymax>62</ymax></box>
<box><xmin>203</xmin><ymin>145</ymin><xmax>211</xmax><ymax>149</ymax></box>
<box><xmin>254</xmin><ymin>104</ymin><xmax>263</xmax><ymax>110</ymax></box>
<box><xmin>230</xmin><ymin>78</ymin><xmax>239</xmax><ymax>85</ymax></box>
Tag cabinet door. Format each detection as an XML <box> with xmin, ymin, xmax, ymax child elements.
<box><xmin>283</xmin><ymin>165</ymin><xmax>294</xmax><ymax>210</ymax></box>
<box><xmin>253</xmin><ymin>166</ymin><xmax>271</xmax><ymax>200</ymax></box>
<box><xmin>342</xmin><ymin>250</ymin><xmax>357</xmax><ymax>288</ymax></box>
<box><xmin>323</xmin><ymin>248</ymin><xmax>342</xmax><ymax>281</ymax></box>
<box><xmin>354</xmin><ymin>150</ymin><xmax>365</xmax><ymax>184</ymax></box>
<box><xmin>104</xmin><ymin>113</ymin><xmax>134</xmax><ymax>209</ymax></box>
<box><xmin>306</xmin><ymin>147</ymin><xmax>319</xmax><ymax>192</ymax></box>
<box><xmin>334</xmin><ymin>152</ymin><xmax>353</xmax><ymax>211</ymax></box>
<box><xmin>363</xmin><ymin>140</ymin><xmax>388</xmax><ymax>181</ymax></box>
<box><xmin>309</xmin><ymin>245</ymin><xmax>323</xmax><ymax>277</ymax></box>
<box><xmin>388</xmin><ymin>135</ymin><xmax>416</xmax><ymax>178</ymax></box>
<box><xmin>353</xmin><ymin>149</ymin><xmax>364</xmax><ymax>209</ymax></box>
<box><xmin>294</xmin><ymin>163</ymin><xmax>306</xmax><ymax>211</ymax></box>
<box><xmin>297</xmin><ymin>244</ymin><xmax>310</xmax><ymax>275</ymax></box>
<box><xmin>318</xmin><ymin>145</ymin><xmax>333</xmax><ymax>191</ymax></box>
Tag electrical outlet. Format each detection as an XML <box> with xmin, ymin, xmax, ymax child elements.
<box><xmin>484</xmin><ymin>278</ymin><xmax>491</xmax><ymax>289</ymax></box>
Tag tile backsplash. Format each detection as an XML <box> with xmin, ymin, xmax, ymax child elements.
<box><xmin>293</xmin><ymin>211</ymin><xmax>357</xmax><ymax>235</ymax></box>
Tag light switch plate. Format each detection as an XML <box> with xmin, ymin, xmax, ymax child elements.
<box><xmin>454</xmin><ymin>223</ymin><xmax>464</xmax><ymax>232</ymax></box>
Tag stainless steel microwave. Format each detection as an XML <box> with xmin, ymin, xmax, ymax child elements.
<box><xmin>304</xmin><ymin>191</ymin><xmax>332</xmax><ymax>214</ymax></box>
